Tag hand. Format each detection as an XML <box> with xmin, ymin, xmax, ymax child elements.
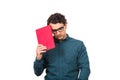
<box><xmin>36</xmin><ymin>44</ymin><xmax>47</xmax><ymax>60</ymax></box>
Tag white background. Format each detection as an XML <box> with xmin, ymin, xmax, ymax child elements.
<box><xmin>0</xmin><ymin>0</ymin><xmax>120</xmax><ymax>80</ymax></box>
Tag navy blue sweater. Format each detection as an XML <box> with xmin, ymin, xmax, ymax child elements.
<box><xmin>34</xmin><ymin>35</ymin><xmax>90</xmax><ymax>80</ymax></box>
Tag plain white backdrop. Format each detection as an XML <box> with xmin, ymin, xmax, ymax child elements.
<box><xmin>0</xmin><ymin>0</ymin><xmax>120</xmax><ymax>80</ymax></box>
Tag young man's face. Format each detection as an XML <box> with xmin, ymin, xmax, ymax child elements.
<box><xmin>49</xmin><ymin>23</ymin><xmax>67</xmax><ymax>41</ymax></box>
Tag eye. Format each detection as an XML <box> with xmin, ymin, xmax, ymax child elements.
<box><xmin>52</xmin><ymin>26</ymin><xmax>64</xmax><ymax>33</ymax></box>
<box><xmin>59</xmin><ymin>27</ymin><xmax>64</xmax><ymax>30</ymax></box>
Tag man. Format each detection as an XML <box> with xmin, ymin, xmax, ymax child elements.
<box><xmin>34</xmin><ymin>13</ymin><xmax>90</xmax><ymax>80</ymax></box>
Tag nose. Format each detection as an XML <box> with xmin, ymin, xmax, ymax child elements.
<box><xmin>56</xmin><ymin>30</ymin><xmax>60</xmax><ymax>35</ymax></box>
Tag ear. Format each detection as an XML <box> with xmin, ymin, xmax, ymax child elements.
<box><xmin>64</xmin><ymin>24</ymin><xmax>67</xmax><ymax>29</ymax></box>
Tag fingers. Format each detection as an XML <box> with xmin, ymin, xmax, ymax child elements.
<box><xmin>36</xmin><ymin>44</ymin><xmax>47</xmax><ymax>60</ymax></box>
<box><xmin>36</xmin><ymin>44</ymin><xmax>47</xmax><ymax>54</ymax></box>
<box><xmin>38</xmin><ymin>44</ymin><xmax>47</xmax><ymax>50</ymax></box>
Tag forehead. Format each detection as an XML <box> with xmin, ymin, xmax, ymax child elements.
<box><xmin>49</xmin><ymin>23</ymin><xmax>64</xmax><ymax>29</ymax></box>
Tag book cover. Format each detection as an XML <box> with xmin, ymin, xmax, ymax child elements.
<box><xmin>36</xmin><ymin>25</ymin><xmax>55</xmax><ymax>50</ymax></box>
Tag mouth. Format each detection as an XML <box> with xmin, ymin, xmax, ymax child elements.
<box><xmin>55</xmin><ymin>35</ymin><xmax>63</xmax><ymax>39</ymax></box>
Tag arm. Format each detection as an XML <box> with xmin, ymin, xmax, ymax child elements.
<box><xmin>33</xmin><ymin>44</ymin><xmax>47</xmax><ymax>76</ymax></box>
<box><xmin>34</xmin><ymin>56</ymin><xmax>46</xmax><ymax>76</ymax></box>
<box><xmin>78</xmin><ymin>42</ymin><xmax>90</xmax><ymax>80</ymax></box>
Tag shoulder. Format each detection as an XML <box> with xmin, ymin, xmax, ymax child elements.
<box><xmin>65</xmin><ymin>34</ymin><xmax>86</xmax><ymax>47</ymax></box>
<box><xmin>68</xmin><ymin>36</ymin><xmax>84</xmax><ymax>45</ymax></box>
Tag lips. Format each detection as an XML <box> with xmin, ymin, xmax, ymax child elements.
<box><xmin>57</xmin><ymin>35</ymin><xmax>62</xmax><ymax>38</ymax></box>
<box><xmin>55</xmin><ymin>35</ymin><xmax>62</xmax><ymax>39</ymax></box>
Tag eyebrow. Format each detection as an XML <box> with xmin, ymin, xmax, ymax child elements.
<box><xmin>52</xmin><ymin>26</ymin><xmax>64</xmax><ymax>31</ymax></box>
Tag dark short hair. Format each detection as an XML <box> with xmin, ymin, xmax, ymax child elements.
<box><xmin>47</xmin><ymin>13</ymin><xmax>67</xmax><ymax>25</ymax></box>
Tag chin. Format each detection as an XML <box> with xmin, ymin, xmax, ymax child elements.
<box><xmin>56</xmin><ymin>37</ymin><xmax>62</xmax><ymax>40</ymax></box>
<box><xmin>58</xmin><ymin>37</ymin><xmax>64</xmax><ymax>40</ymax></box>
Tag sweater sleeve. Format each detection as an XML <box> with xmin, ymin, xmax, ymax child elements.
<box><xmin>33</xmin><ymin>55</ymin><xmax>46</xmax><ymax>76</ymax></box>
<box><xmin>78</xmin><ymin>42</ymin><xmax>90</xmax><ymax>80</ymax></box>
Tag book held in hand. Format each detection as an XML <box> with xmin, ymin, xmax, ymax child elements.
<box><xmin>35</xmin><ymin>25</ymin><xmax>55</xmax><ymax>50</ymax></box>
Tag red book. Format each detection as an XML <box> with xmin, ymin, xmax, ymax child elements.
<box><xmin>35</xmin><ymin>25</ymin><xmax>55</xmax><ymax>50</ymax></box>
